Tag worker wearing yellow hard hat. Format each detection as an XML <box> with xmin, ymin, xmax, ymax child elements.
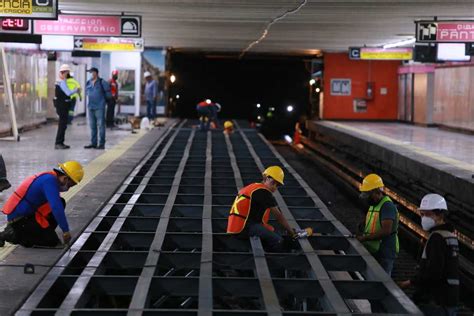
<box><xmin>223</xmin><ymin>120</ymin><xmax>234</xmax><ymax>134</ymax></box>
<box><xmin>0</xmin><ymin>161</ymin><xmax>84</xmax><ymax>248</ymax></box>
<box><xmin>357</xmin><ymin>173</ymin><xmax>399</xmax><ymax>276</ymax></box>
<box><xmin>227</xmin><ymin>166</ymin><xmax>309</xmax><ymax>251</ymax></box>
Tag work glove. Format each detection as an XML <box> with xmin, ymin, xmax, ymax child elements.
<box><xmin>63</xmin><ymin>232</ymin><xmax>72</xmax><ymax>245</ymax></box>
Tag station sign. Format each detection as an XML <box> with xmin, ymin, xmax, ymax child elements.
<box><xmin>0</xmin><ymin>0</ymin><xmax>58</xmax><ymax>19</ymax></box>
<box><xmin>34</xmin><ymin>14</ymin><xmax>141</xmax><ymax>37</ymax></box>
<box><xmin>416</xmin><ymin>21</ymin><xmax>474</xmax><ymax>43</ymax></box>
<box><xmin>0</xmin><ymin>18</ymin><xmax>31</xmax><ymax>34</ymax></box>
<box><xmin>74</xmin><ymin>37</ymin><xmax>144</xmax><ymax>52</ymax></box>
<box><xmin>360</xmin><ymin>47</ymin><xmax>413</xmax><ymax>60</ymax></box>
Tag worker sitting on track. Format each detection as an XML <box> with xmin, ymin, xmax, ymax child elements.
<box><xmin>226</xmin><ymin>166</ymin><xmax>296</xmax><ymax>252</ymax></box>
<box><xmin>356</xmin><ymin>173</ymin><xmax>399</xmax><ymax>276</ymax></box>
<box><xmin>0</xmin><ymin>161</ymin><xmax>84</xmax><ymax>248</ymax></box>
<box><xmin>398</xmin><ymin>193</ymin><xmax>459</xmax><ymax>316</ymax></box>
<box><xmin>223</xmin><ymin>121</ymin><xmax>234</xmax><ymax>134</ymax></box>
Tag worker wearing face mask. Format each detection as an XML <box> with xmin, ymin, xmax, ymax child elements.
<box><xmin>356</xmin><ymin>174</ymin><xmax>399</xmax><ymax>276</ymax></box>
<box><xmin>398</xmin><ymin>193</ymin><xmax>459</xmax><ymax>316</ymax></box>
<box><xmin>0</xmin><ymin>161</ymin><xmax>84</xmax><ymax>248</ymax></box>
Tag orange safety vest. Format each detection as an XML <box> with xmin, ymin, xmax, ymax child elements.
<box><xmin>2</xmin><ymin>171</ymin><xmax>56</xmax><ymax>228</ymax></box>
<box><xmin>227</xmin><ymin>183</ymin><xmax>274</xmax><ymax>234</ymax></box>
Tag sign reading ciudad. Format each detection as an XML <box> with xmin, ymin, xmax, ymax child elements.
<box><xmin>0</xmin><ymin>0</ymin><xmax>58</xmax><ymax>19</ymax></box>
<box><xmin>416</xmin><ymin>21</ymin><xmax>474</xmax><ymax>43</ymax></box>
<box><xmin>34</xmin><ymin>14</ymin><xmax>141</xmax><ymax>37</ymax></box>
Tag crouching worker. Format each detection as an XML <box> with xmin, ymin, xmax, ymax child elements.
<box><xmin>0</xmin><ymin>161</ymin><xmax>84</xmax><ymax>248</ymax></box>
<box><xmin>223</xmin><ymin>121</ymin><xmax>234</xmax><ymax>135</ymax></box>
<box><xmin>227</xmin><ymin>166</ymin><xmax>296</xmax><ymax>252</ymax></box>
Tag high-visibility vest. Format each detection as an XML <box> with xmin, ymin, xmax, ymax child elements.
<box><xmin>66</xmin><ymin>77</ymin><xmax>81</xmax><ymax>100</ymax></box>
<box><xmin>363</xmin><ymin>195</ymin><xmax>399</xmax><ymax>254</ymax></box>
<box><xmin>2</xmin><ymin>171</ymin><xmax>56</xmax><ymax>228</ymax></box>
<box><xmin>227</xmin><ymin>183</ymin><xmax>274</xmax><ymax>234</ymax></box>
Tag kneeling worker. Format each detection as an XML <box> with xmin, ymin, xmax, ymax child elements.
<box><xmin>223</xmin><ymin>121</ymin><xmax>234</xmax><ymax>135</ymax></box>
<box><xmin>227</xmin><ymin>166</ymin><xmax>296</xmax><ymax>251</ymax></box>
<box><xmin>356</xmin><ymin>174</ymin><xmax>399</xmax><ymax>276</ymax></box>
<box><xmin>0</xmin><ymin>161</ymin><xmax>84</xmax><ymax>248</ymax></box>
<box><xmin>398</xmin><ymin>194</ymin><xmax>459</xmax><ymax>316</ymax></box>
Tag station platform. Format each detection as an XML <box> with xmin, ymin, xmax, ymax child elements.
<box><xmin>306</xmin><ymin>121</ymin><xmax>474</xmax><ymax>211</ymax></box>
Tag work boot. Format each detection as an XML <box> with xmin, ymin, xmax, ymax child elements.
<box><xmin>0</xmin><ymin>224</ymin><xmax>17</xmax><ymax>246</ymax></box>
<box><xmin>0</xmin><ymin>178</ymin><xmax>11</xmax><ymax>192</ymax></box>
<box><xmin>55</xmin><ymin>144</ymin><xmax>70</xmax><ymax>150</ymax></box>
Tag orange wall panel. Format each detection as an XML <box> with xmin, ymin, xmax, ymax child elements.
<box><xmin>323</xmin><ymin>53</ymin><xmax>399</xmax><ymax>120</ymax></box>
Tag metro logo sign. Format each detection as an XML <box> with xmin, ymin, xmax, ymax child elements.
<box><xmin>416</xmin><ymin>21</ymin><xmax>474</xmax><ymax>43</ymax></box>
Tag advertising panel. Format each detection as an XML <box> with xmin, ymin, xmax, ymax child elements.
<box><xmin>0</xmin><ymin>0</ymin><xmax>58</xmax><ymax>19</ymax></box>
<box><xmin>416</xmin><ymin>21</ymin><xmax>474</xmax><ymax>43</ymax></box>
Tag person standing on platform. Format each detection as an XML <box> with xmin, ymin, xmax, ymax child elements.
<box><xmin>66</xmin><ymin>72</ymin><xmax>82</xmax><ymax>125</ymax></box>
<box><xmin>144</xmin><ymin>71</ymin><xmax>158</xmax><ymax>120</ymax></box>
<box><xmin>107</xmin><ymin>70</ymin><xmax>119</xmax><ymax>128</ymax></box>
<box><xmin>54</xmin><ymin>64</ymin><xmax>80</xmax><ymax>150</ymax></box>
<box><xmin>356</xmin><ymin>173</ymin><xmax>399</xmax><ymax>276</ymax></box>
<box><xmin>226</xmin><ymin>166</ymin><xmax>298</xmax><ymax>252</ymax></box>
<box><xmin>84</xmin><ymin>67</ymin><xmax>111</xmax><ymax>150</ymax></box>
<box><xmin>0</xmin><ymin>161</ymin><xmax>84</xmax><ymax>248</ymax></box>
<box><xmin>0</xmin><ymin>154</ymin><xmax>11</xmax><ymax>192</ymax></box>
<box><xmin>398</xmin><ymin>194</ymin><xmax>459</xmax><ymax>316</ymax></box>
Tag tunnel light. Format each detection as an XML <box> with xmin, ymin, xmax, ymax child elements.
<box><xmin>176</xmin><ymin>95</ymin><xmax>180</xmax><ymax>99</ymax></box>
<box><xmin>382</xmin><ymin>38</ymin><xmax>416</xmax><ymax>49</ymax></box>
<box><xmin>170</xmin><ymin>74</ymin><xmax>176</xmax><ymax>83</ymax></box>
<box><xmin>206</xmin><ymin>99</ymin><xmax>211</xmax><ymax>104</ymax></box>
<box><xmin>284</xmin><ymin>135</ymin><xmax>293</xmax><ymax>143</ymax></box>
<box><xmin>269</xmin><ymin>107</ymin><xmax>275</xmax><ymax>111</ymax></box>
<box><xmin>309</xmin><ymin>79</ymin><xmax>316</xmax><ymax>85</ymax></box>
<box><xmin>256</xmin><ymin>103</ymin><xmax>261</xmax><ymax>108</ymax></box>
<box><xmin>287</xmin><ymin>105</ymin><xmax>294</xmax><ymax>113</ymax></box>
<box><xmin>257</xmin><ymin>115</ymin><xmax>262</xmax><ymax>120</ymax></box>
<box><xmin>315</xmin><ymin>87</ymin><xmax>321</xmax><ymax>93</ymax></box>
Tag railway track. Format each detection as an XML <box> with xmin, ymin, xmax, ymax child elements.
<box><xmin>285</xmin><ymin>135</ymin><xmax>474</xmax><ymax>313</ymax></box>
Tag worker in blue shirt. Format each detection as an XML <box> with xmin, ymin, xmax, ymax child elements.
<box><xmin>84</xmin><ymin>67</ymin><xmax>112</xmax><ymax>150</ymax></box>
<box><xmin>0</xmin><ymin>161</ymin><xmax>84</xmax><ymax>248</ymax></box>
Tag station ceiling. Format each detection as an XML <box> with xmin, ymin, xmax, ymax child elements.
<box><xmin>59</xmin><ymin>0</ymin><xmax>474</xmax><ymax>55</ymax></box>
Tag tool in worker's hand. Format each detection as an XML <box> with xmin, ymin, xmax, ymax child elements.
<box><xmin>293</xmin><ymin>227</ymin><xmax>313</xmax><ymax>239</ymax></box>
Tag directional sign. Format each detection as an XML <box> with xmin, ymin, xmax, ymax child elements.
<box><xmin>0</xmin><ymin>0</ymin><xmax>58</xmax><ymax>20</ymax></box>
<box><xmin>360</xmin><ymin>47</ymin><xmax>413</xmax><ymax>60</ymax></box>
<box><xmin>416</xmin><ymin>21</ymin><xmax>474</xmax><ymax>43</ymax></box>
<box><xmin>73</xmin><ymin>37</ymin><xmax>144</xmax><ymax>52</ymax></box>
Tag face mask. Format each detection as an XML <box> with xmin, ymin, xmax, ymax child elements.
<box><xmin>421</xmin><ymin>216</ymin><xmax>436</xmax><ymax>231</ymax></box>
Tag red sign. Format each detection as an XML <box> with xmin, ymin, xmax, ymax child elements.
<box><xmin>1</xmin><ymin>18</ymin><xmax>28</xmax><ymax>31</ymax></box>
<box><xmin>34</xmin><ymin>14</ymin><xmax>121</xmax><ymax>36</ymax></box>
<box><xmin>417</xmin><ymin>21</ymin><xmax>474</xmax><ymax>43</ymax></box>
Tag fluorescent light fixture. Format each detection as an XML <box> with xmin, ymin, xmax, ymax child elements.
<box><xmin>437</xmin><ymin>43</ymin><xmax>470</xmax><ymax>61</ymax></box>
<box><xmin>383</xmin><ymin>38</ymin><xmax>416</xmax><ymax>49</ymax></box>
<box><xmin>40</xmin><ymin>35</ymin><xmax>74</xmax><ymax>51</ymax></box>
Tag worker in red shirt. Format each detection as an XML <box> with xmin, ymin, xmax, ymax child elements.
<box><xmin>196</xmin><ymin>99</ymin><xmax>212</xmax><ymax>131</ymax></box>
<box><xmin>106</xmin><ymin>70</ymin><xmax>119</xmax><ymax>128</ymax></box>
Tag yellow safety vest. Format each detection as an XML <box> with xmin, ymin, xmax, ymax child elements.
<box><xmin>363</xmin><ymin>196</ymin><xmax>399</xmax><ymax>254</ymax></box>
<box><xmin>67</xmin><ymin>77</ymin><xmax>81</xmax><ymax>100</ymax></box>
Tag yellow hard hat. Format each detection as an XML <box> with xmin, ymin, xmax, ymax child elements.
<box><xmin>360</xmin><ymin>173</ymin><xmax>384</xmax><ymax>192</ymax></box>
<box><xmin>263</xmin><ymin>166</ymin><xmax>284</xmax><ymax>185</ymax></box>
<box><xmin>224</xmin><ymin>121</ymin><xmax>233</xmax><ymax>129</ymax></box>
<box><xmin>58</xmin><ymin>161</ymin><xmax>84</xmax><ymax>184</ymax></box>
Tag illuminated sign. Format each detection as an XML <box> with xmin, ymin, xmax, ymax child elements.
<box><xmin>0</xmin><ymin>17</ymin><xmax>31</xmax><ymax>33</ymax></box>
<box><xmin>34</xmin><ymin>14</ymin><xmax>141</xmax><ymax>37</ymax></box>
<box><xmin>0</xmin><ymin>0</ymin><xmax>58</xmax><ymax>20</ymax></box>
<box><xmin>74</xmin><ymin>37</ymin><xmax>144</xmax><ymax>52</ymax></box>
<box><xmin>416</xmin><ymin>21</ymin><xmax>474</xmax><ymax>43</ymax></box>
<box><xmin>360</xmin><ymin>47</ymin><xmax>413</xmax><ymax>60</ymax></box>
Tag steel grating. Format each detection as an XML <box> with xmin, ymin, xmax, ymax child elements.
<box><xmin>16</xmin><ymin>120</ymin><xmax>422</xmax><ymax>315</ymax></box>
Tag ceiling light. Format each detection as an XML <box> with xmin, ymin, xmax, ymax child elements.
<box><xmin>382</xmin><ymin>38</ymin><xmax>416</xmax><ymax>49</ymax></box>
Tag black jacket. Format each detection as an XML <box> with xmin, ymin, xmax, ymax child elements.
<box><xmin>411</xmin><ymin>223</ymin><xmax>459</xmax><ymax>307</ymax></box>
<box><xmin>54</xmin><ymin>83</ymin><xmax>71</xmax><ymax>108</ymax></box>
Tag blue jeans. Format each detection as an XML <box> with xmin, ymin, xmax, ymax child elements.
<box><xmin>147</xmin><ymin>99</ymin><xmax>156</xmax><ymax>119</ymax></box>
<box><xmin>247</xmin><ymin>223</ymin><xmax>284</xmax><ymax>252</ymax></box>
<box><xmin>420</xmin><ymin>305</ymin><xmax>457</xmax><ymax>316</ymax></box>
<box><xmin>375</xmin><ymin>256</ymin><xmax>395</xmax><ymax>277</ymax></box>
<box><xmin>89</xmin><ymin>108</ymin><xmax>106</xmax><ymax>146</ymax></box>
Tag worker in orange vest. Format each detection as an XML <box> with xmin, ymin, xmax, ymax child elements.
<box><xmin>0</xmin><ymin>161</ymin><xmax>84</xmax><ymax>248</ymax></box>
<box><xmin>227</xmin><ymin>166</ymin><xmax>296</xmax><ymax>251</ymax></box>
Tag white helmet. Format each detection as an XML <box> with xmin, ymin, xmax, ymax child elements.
<box><xmin>144</xmin><ymin>71</ymin><xmax>151</xmax><ymax>78</ymax></box>
<box><xmin>419</xmin><ymin>193</ymin><xmax>448</xmax><ymax>211</ymax></box>
<box><xmin>215</xmin><ymin>103</ymin><xmax>221</xmax><ymax>112</ymax></box>
<box><xmin>59</xmin><ymin>64</ymin><xmax>71</xmax><ymax>72</ymax></box>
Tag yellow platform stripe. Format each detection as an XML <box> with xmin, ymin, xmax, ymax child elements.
<box><xmin>0</xmin><ymin>129</ymin><xmax>148</xmax><ymax>261</ymax></box>
<box><xmin>326</xmin><ymin>121</ymin><xmax>474</xmax><ymax>173</ymax></box>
